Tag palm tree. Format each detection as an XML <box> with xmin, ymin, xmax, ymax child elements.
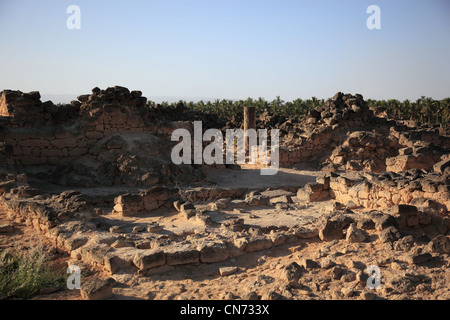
<box><xmin>311</xmin><ymin>96</ymin><xmax>319</xmax><ymax>109</ymax></box>
<box><xmin>387</xmin><ymin>99</ymin><xmax>401</xmax><ymax>119</ymax></box>
<box><xmin>401</xmin><ymin>99</ymin><xmax>410</xmax><ymax>120</ymax></box>
<box><xmin>419</xmin><ymin>97</ymin><xmax>435</xmax><ymax>124</ymax></box>
<box><xmin>271</xmin><ymin>96</ymin><xmax>285</xmax><ymax>114</ymax></box>
<box><xmin>440</xmin><ymin>98</ymin><xmax>450</xmax><ymax>123</ymax></box>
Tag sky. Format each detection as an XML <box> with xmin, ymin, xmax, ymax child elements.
<box><xmin>0</xmin><ymin>0</ymin><xmax>449</xmax><ymax>103</ymax></box>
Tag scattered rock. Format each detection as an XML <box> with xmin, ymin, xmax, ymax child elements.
<box><xmin>220</xmin><ymin>267</ymin><xmax>238</xmax><ymax>277</ymax></box>
<box><xmin>392</xmin><ymin>204</ymin><xmax>419</xmax><ymax>228</ymax></box>
<box><xmin>345</xmin><ymin>260</ymin><xmax>366</xmax><ymax>271</ymax></box>
<box><xmin>341</xmin><ymin>287</ymin><xmax>354</xmax><ymax>298</ymax></box>
<box><xmin>374</xmin><ymin>214</ymin><xmax>398</xmax><ymax>231</ymax></box>
<box><xmin>379</xmin><ymin>226</ymin><xmax>401</xmax><ymax>243</ymax></box>
<box><xmin>241</xmin><ymin>291</ymin><xmax>259</xmax><ymax>300</ymax></box>
<box><xmin>346</xmin><ymin>223</ymin><xmax>366</xmax><ymax>243</ymax></box>
<box><xmin>147</xmin><ymin>222</ymin><xmax>163</xmax><ymax>233</ymax></box>
<box><xmin>360</xmin><ymin>291</ymin><xmax>377</xmax><ymax>300</ymax></box>
<box><xmin>299</xmin><ymin>258</ymin><xmax>319</xmax><ymax>270</ymax></box>
<box><xmin>340</xmin><ymin>271</ymin><xmax>356</xmax><ymax>282</ymax></box>
<box><xmin>404</xmin><ymin>252</ymin><xmax>433</xmax><ymax>265</ymax></box>
<box><xmin>318</xmin><ymin>213</ymin><xmax>353</xmax><ymax>241</ymax></box>
<box><xmin>427</xmin><ymin>235</ymin><xmax>450</xmax><ymax>254</ymax></box>
<box><xmin>393</xmin><ymin>235</ymin><xmax>415</xmax><ymax>251</ymax></box>
<box><xmin>433</xmin><ymin>159</ymin><xmax>450</xmax><ymax>174</ymax></box>
<box><xmin>356</xmin><ymin>271</ymin><xmax>369</xmax><ymax>284</ymax></box>
<box><xmin>280</xmin><ymin>262</ymin><xmax>302</xmax><ymax>285</ymax></box>
<box><xmin>261</xmin><ymin>290</ymin><xmax>283</xmax><ymax>300</ymax></box>
<box><xmin>329</xmin><ymin>266</ymin><xmax>344</xmax><ymax>280</ymax></box>
<box><xmin>357</xmin><ymin>217</ymin><xmax>375</xmax><ymax>230</ymax></box>
<box><xmin>180</xmin><ymin>202</ymin><xmax>196</xmax><ymax>219</ymax></box>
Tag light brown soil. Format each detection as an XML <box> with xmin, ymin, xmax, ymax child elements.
<box><xmin>3</xmin><ymin>208</ymin><xmax>448</xmax><ymax>301</ymax></box>
<box><xmin>1</xmin><ymin>166</ymin><xmax>449</xmax><ymax>301</ymax></box>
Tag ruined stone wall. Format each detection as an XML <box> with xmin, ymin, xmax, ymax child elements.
<box><xmin>329</xmin><ymin>173</ymin><xmax>449</xmax><ymax>212</ymax></box>
<box><xmin>0</xmin><ymin>90</ymin><xmax>42</xmax><ymax>118</ymax></box>
<box><xmin>2</xmin><ymin>116</ymin><xmax>160</xmax><ymax>166</ymax></box>
<box><xmin>279</xmin><ymin>103</ymin><xmax>449</xmax><ymax>173</ymax></box>
<box><xmin>298</xmin><ymin>170</ymin><xmax>450</xmax><ymax>213</ymax></box>
<box><xmin>279</xmin><ymin>118</ymin><xmax>393</xmax><ymax>167</ymax></box>
<box><xmin>0</xmin><ymin>87</ymin><xmax>181</xmax><ymax>167</ymax></box>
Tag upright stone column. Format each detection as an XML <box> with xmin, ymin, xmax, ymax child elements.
<box><xmin>244</xmin><ymin>106</ymin><xmax>256</xmax><ymax>157</ymax></box>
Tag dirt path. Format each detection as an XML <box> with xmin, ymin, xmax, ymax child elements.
<box><xmin>204</xmin><ymin>166</ymin><xmax>321</xmax><ymax>191</ymax></box>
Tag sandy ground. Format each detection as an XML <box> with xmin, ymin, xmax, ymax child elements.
<box><xmin>1</xmin><ymin>166</ymin><xmax>449</xmax><ymax>301</ymax></box>
<box><xmin>203</xmin><ymin>165</ymin><xmax>321</xmax><ymax>190</ymax></box>
<box><xmin>2</xmin><ymin>207</ymin><xmax>448</xmax><ymax>301</ymax></box>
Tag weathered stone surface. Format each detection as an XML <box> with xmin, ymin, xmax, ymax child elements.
<box><xmin>404</xmin><ymin>252</ymin><xmax>433</xmax><ymax>265</ymax></box>
<box><xmin>113</xmin><ymin>194</ymin><xmax>143</xmax><ymax>216</ymax></box>
<box><xmin>165</xmin><ymin>245</ymin><xmax>199</xmax><ymax>266</ymax></box>
<box><xmin>319</xmin><ymin>213</ymin><xmax>353</xmax><ymax>241</ymax></box>
<box><xmin>63</xmin><ymin>235</ymin><xmax>88</xmax><ymax>251</ymax></box>
<box><xmin>392</xmin><ymin>204</ymin><xmax>419</xmax><ymax>227</ymax></box>
<box><xmin>427</xmin><ymin>235</ymin><xmax>450</xmax><ymax>254</ymax></box>
<box><xmin>297</xmin><ymin>183</ymin><xmax>330</xmax><ymax>202</ymax></box>
<box><xmin>299</xmin><ymin>258</ymin><xmax>319</xmax><ymax>270</ymax></box>
<box><xmin>379</xmin><ymin>226</ymin><xmax>401</xmax><ymax>243</ymax></box>
<box><xmin>393</xmin><ymin>235</ymin><xmax>415</xmax><ymax>251</ymax></box>
<box><xmin>245</xmin><ymin>236</ymin><xmax>273</xmax><ymax>252</ymax></box>
<box><xmin>80</xmin><ymin>278</ymin><xmax>115</xmax><ymax>300</ymax></box>
<box><xmin>133</xmin><ymin>250</ymin><xmax>165</xmax><ymax>270</ymax></box>
<box><xmin>180</xmin><ymin>202</ymin><xmax>196</xmax><ymax>219</ymax></box>
<box><xmin>197</xmin><ymin>242</ymin><xmax>230</xmax><ymax>263</ymax></box>
<box><xmin>357</xmin><ymin>217</ymin><xmax>375</xmax><ymax>230</ymax></box>
<box><xmin>280</xmin><ymin>262</ymin><xmax>302</xmax><ymax>285</ymax></box>
<box><xmin>104</xmin><ymin>248</ymin><xmax>137</xmax><ymax>274</ymax></box>
<box><xmin>433</xmin><ymin>159</ymin><xmax>450</xmax><ymax>174</ymax></box>
<box><xmin>373</xmin><ymin>214</ymin><xmax>398</xmax><ymax>231</ymax></box>
<box><xmin>80</xmin><ymin>244</ymin><xmax>112</xmax><ymax>265</ymax></box>
<box><xmin>269</xmin><ymin>195</ymin><xmax>293</xmax><ymax>204</ymax></box>
<box><xmin>411</xmin><ymin>198</ymin><xmax>446</xmax><ymax>216</ymax></box>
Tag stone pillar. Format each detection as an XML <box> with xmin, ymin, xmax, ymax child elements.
<box><xmin>244</xmin><ymin>106</ymin><xmax>256</xmax><ymax>155</ymax></box>
<box><xmin>244</xmin><ymin>106</ymin><xmax>256</xmax><ymax>133</ymax></box>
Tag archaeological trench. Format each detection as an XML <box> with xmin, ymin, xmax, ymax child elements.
<box><xmin>0</xmin><ymin>87</ymin><xmax>449</xmax><ymax>300</ymax></box>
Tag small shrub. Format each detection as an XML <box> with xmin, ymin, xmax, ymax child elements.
<box><xmin>0</xmin><ymin>245</ymin><xmax>65</xmax><ymax>300</ymax></box>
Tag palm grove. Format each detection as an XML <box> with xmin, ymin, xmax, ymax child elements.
<box><xmin>148</xmin><ymin>96</ymin><xmax>450</xmax><ymax>125</ymax></box>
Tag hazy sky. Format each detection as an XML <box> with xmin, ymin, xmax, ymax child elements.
<box><xmin>0</xmin><ymin>0</ymin><xmax>449</xmax><ymax>102</ymax></box>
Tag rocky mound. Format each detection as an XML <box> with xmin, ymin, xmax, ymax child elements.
<box><xmin>306</xmin><ymin>92</ymin><xmax>372</xmax><ymax>127</ymax></box>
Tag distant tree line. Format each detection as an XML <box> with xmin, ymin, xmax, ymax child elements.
<box><xmin>148</xmin><ymin>95</ymin><xmax>450</xmax><ymax>125</ymax></box>
<box><xmin>366</xmin><ymin>97</ymin><xmax>450</xmax><ymax>124</ymax></box>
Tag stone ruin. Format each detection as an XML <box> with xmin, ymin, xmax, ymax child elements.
<box><xmin>0</xmin><ymin>87</ymin><xmax>449</xmax><ymax>299</ymax></box>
